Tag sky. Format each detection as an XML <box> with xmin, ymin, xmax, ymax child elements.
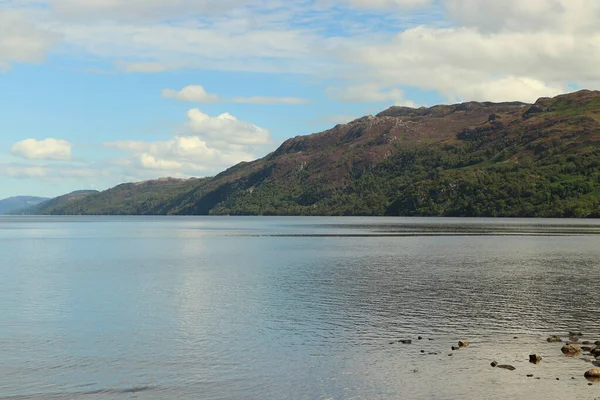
<box><xmin>1</xmin><ymin>0</ymin><xmax>598</xmax><ymax>199</ymax></box>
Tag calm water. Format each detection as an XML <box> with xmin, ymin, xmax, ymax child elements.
<box><xmin>2</xmin><ymin>216</ymin><xmax>600</xmax><ymax>400</ymax></box>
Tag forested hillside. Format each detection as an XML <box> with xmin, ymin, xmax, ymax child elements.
<box><xmin>24</xmin><ymin>90</ymin><xmax>600</xmax><ymax>217</ymax></box>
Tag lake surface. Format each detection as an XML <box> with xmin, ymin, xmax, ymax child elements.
<box><xmin>2</xmin><ymin>216</ymin><xmax>600</xmax><ymax>399</ymax></box>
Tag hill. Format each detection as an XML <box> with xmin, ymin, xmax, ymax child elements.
<box><xmin>24</xmin><ymin>178</ymin><xmax>207</xmax><ymax>215</ymax></box>
<box><xmin>0</xmin><ymin>196</ymin><xmax>49</xmax><ymax>214</ymax></box>
<box><xmin>28</xmin><ymin>90</ymin><xmax>600</xmax><ymax>217</ymax></box>
<box><xmin>21</xmin><ymin>190</ymin><xmax>100</xmax><ymax>215</ymax></box>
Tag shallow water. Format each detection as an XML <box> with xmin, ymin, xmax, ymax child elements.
<box><xmin>1</xmin><ymin>216</ymin><xmax>600</xmax><ymax>399</ymax></box>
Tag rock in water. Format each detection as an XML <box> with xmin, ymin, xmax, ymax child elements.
<box><xmin>529</xmin><ymin>354</ymin><xmax>542</xmax><ymax>364</ymax></box>
<box><xmin>585</xmin><ymin>368</ymin><xmax>600</xmax><ymax>378</ymax></box>
<box><xmin>400</xmin><ymin>339</ymin><xmax>412</xmax><ymax>344</ymax></box>
<box><xmin>458</xmin><ymin>340</ymin><xmax>469</xmax><ymax>348</ymax></box>
<box><xmin>547</xmin><ymin>335</ymin><xmax>562</xmax><ymax>343</ymax></box>
<box><xmin>561</xmin><ymin>344</ymin><xmax>581</xmax><ymax>355</ymax></box>
<box><xmin>497</xmin><ymin>365</ymin><xmax>516</xmax><ymax>371</ymax></box>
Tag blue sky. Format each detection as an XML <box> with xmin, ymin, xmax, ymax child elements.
<box><xmin>1</xmin><ymin>0</ymin><xmax>598</xmax><ymax>198</ymax></box>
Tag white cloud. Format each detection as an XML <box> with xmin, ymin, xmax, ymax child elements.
<box><xmin>327</xmin><ymin>85</ymin><xmax>407</xmax><ymax>103</ymax></box>
<box><xmin>339</xmin><ymin>23</ymin><xmax>600</xmax><ymax>102</ymax></box>
<box><xmin>0</xmin><ymin>10</ymin><xmax>59</xmax><ymax>70</ymax></box>
<box><xmin>103</xmin><ymin>109</ymin><xmax>273</xmax><ymax>174</ymax></box>
<box><xmin>161</xmin><ymin>86</ymin><xmax>222</xmax><ymax>103</ymax></box>
<box><xmin>162</xmin><ymin>85</ymin><xmax>309</xmax><ymax>104</ymax></box>
<box><xmin>51</xmin><ymin>20</ymin><xmax>324</xmax><ymax>75</ymax></box>
<box><xmin>0</xmin><ymin>163</ymin><xmax>110</xmax><ymax>180</ymax></box>
<box><xmin>10</xmin><ymin>139</ymin><xmax>72</xmax><ymax>161</ymax></box>
<box><xmin>4</xmin><ymin>0</ymin><xmax>600</xmax><ymax>105</ymax></box>
<box><xmin>185</xmin><ymin>109</ymin><xmax>272</xmax><ymax>146</ymax></box>
<box><xmin>335</xmin><ymin>0</ymin><xmax>432</xmax><ymax>9</ymax></box>
<box><xmin>44</xmin><ymin>0</ymin><xmax>265</xmax><ymax>21</ymax></box>
<box><xmin>311</xmin><ymin>114</ymin><xmax>358</xmax><ymax>125</ymax></box>
<box><xmin>0</xmin><ymin>165</ymin><xmax>49</xmax><ymax>179</ymax></box>
<box><xmin>445</xmin><ymin>0</ymin><xmax>600</xmax><ymax>33</ymax></box>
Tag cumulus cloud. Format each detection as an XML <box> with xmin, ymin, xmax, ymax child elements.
<box><xmin>161</xmin><ymin>86</ymin><xmax>222</xmax><ymax>103</ymax></box>
<box><xmin>339</xmin><ymin>23</ymin><xmax>598</xmax><ymax>102</ymax></box>
<box><xmin>103</xmin><ymin>109</ymin><xmax>273</xmax><ymax>174</ymax></box>
<box><xmin>10</xmin><ymin>139</ymin><xmax>72</xmax><ymax>161</ymax></box>
<box><xmin>185</xmin><ymin>109</ymin><xmax>272</xmax><ymax>147</ymax></box>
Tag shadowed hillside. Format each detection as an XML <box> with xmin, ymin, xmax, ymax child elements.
<box><xmin>0</xmin><ymin>196</ymin><xmax>48</xmax><ymax>214</ymax></box>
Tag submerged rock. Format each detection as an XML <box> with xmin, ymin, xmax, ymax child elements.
<box><xmin>561</xmin><ymin>344</ymin><xmax>581</xmax><ymax>355</ymax></box>
<box><xmin>569</xmin><ymin>331</ymin><xmax>583</xmax><ymax>337</ymax></box>
<box><xmin>547</xmin><ymin>335</ymin><xmax>562</xmax><ymax>343</ymax></box>
<box><xmin>400</xmin><ymin>339</ymin><xmax>412</xmax><ymax>344</ymax></box>
<box><xmin>529</xmin><ymin>354</ymin><xmax>542</xmax><ymax>364</ymax></box>
<box><xmin>451</xmin><ymin>346</ymin><xmax>460</xmax><ymax>351</ymax></box>
<box><xmin>458</xmin><ymin>340</ymin><xmax>469</xmax><ymax>348</ymax></box>
<box><xmin>497</xmin><ymin>365</ymin><xmax>516</xmax><ymax>371</ymax></box>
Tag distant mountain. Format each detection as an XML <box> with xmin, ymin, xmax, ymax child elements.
<box><xmin>20</xmin><ymin>190</ymin><xmax>99</xmax><ymax>215</ymax></box>
<box><xmin>22</xmin><ymin>178</ymin><xmax>206</xmax><ymax>215</ymax></box>
<box><xmin>28</xmin><ymin>90</ymin><xmax>600</xmax><ymax>217</ymax></box>
<box><xmin>0</xmin><ymin>196</ymin><xmax>49</xmax><ymax>214</ymax></box>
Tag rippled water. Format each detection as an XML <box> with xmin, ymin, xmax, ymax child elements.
<box><xmin>2</xmin><ymin>216</ymin><xmax>600</xmax><ymax>399</ymax></box>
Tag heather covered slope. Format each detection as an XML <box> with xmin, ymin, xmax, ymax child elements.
<box><xmin>30</xmin><ymin>90</ymin><xmax>600</xmax><ymax>217</ymax></box>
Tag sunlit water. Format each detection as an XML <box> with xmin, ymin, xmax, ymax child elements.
<box><xmin>2</xmin><ymin>216</ymin><xmax>600</xmax><ymax>399</ymax></box>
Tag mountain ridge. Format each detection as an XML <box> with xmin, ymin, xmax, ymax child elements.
<box><xmin>21</xmin><ymin>89</ymin><xmax>600</xmax><ymax>217</ymax></box>
<box><xmin>0</xmin><ymin>196</ymin><xmax>49</xmax><ymax>215</ymax></box>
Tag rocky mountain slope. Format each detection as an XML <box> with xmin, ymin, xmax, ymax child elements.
<box><xmin>26</xmin><ymin>90</ymin><xmax>600</xmax><ymax>217</ymax></box>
